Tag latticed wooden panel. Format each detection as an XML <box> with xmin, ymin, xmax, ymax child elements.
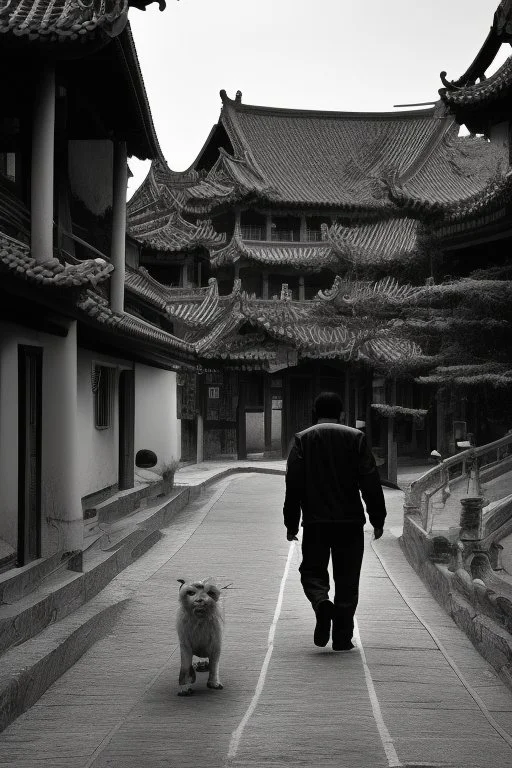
<box><xmin>177</xmin><ymin>372</ymin><xmax>197</xmax><ymax>420</ymax></box>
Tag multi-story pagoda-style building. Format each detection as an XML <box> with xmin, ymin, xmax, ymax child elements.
<box><xmin>128</xmin><ymin>88</ymin><xmax>507</xmax><ymax>474</ymax></box>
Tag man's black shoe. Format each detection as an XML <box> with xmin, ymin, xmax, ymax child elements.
<box><xmin>313</xmin><ymin>600</ymin><xmax>334</xmax><ymax>647</ymax></box>
<box><xmin>332</xmin><ymin>618</ymin><xmax>354</xmax><ymax>651</ymax></box>
<box><xmin>332</xmin><ymin>639</ymin><xmax>355</xmax><ymax>652</ymax></box>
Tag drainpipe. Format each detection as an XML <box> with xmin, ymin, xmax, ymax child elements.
<box><xmin>110</xmin><ymin>141</ymin><xmax>127</xmax><ymax>313</ymax></box>
<box><xmin>31</xmin><ymin>65</ymin><xmax>56</xmax><ymax>264</ymax></box>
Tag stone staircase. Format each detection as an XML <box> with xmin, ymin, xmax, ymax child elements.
<box><xmin>0</xmin><ymin>477</ymin><xmax>201</xmax><ymax>732</ymax></box>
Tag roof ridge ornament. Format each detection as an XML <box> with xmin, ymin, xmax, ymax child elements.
<box><xmin>128</xmin><ymin>0</ymin><xmax>166</xmax><ymax>11</ymax></box>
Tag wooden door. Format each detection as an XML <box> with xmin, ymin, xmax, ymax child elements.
<box><xmin>18</xmin><ymin>346</ymin><xmax>42</xmax><ymax>566</ymax></box>
<box><xmin>118</xmin><ymin>370</ymin><xmax>135</xmax><ymax>491</ymax></box>
<box><xmin>286</xmin><ymin>375</ymin><xmax>313</xmax><ymax>453</ymax></box>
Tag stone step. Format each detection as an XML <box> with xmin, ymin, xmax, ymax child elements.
<box><xmin>0</xmin><ymin>486</ymin><xmax>197</xmax><ymax>656</ymax></box>
<box><xmin>0</xmin><ymin>551</ymin><xmax>80</xmax><ymax>605</ymax></box>
<box><xmin>0</xmin><ymin>585</ymin><xmax>130</xmax><ymax>733</ymax></box>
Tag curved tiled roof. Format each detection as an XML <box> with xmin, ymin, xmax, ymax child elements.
<box><xmin>433</xmin><ymin>168</ymin><xmax>512</xmax><ymax>230</ymax></box>
<box><xmin>440</xmin><ymin>55</ymin><xmax>512</xmax><ymax>111</ymax></box>
<box><xmin>0</xmin><ymin>0</ymin><xmax>129</xmax><ymax>42</ymax></box>
<box><xmin>129</xmin><ymin>93</ymin><xmax>502</xmax><ymax>221</ymax></box>
<box><xmin>209</xmin><ymin>225</ymin><xmax>339</xmax><ymax>271</ymax></box>
<box><xmin>394</xmin><ymin>130</ymin><xmax>506</xmax><ymax>210</ymax></box>
<box><xmin>127</xmin><ymin>160</ymin><xmax>200</xmax><ymax>217</ymax></box>
<box><xmin>78</xmin><ymin>289</ymin><xmax>194</xmax><ymax>354</ymax></box>
<box><xmin>0</xmin><ymin>0</ymin><xmax>164</xmax><ymax>44</ymax></box>
<box><xmin>128</xmin><ymin>209</ymin><xmax>225</xmax><ymax>252</ymax></box>
<box><xmin>141</xmin><ymin>275</ymin><xmax>423</xmax><ymax>367</ymax></box>
<box><xmin>323</xmin><ymin>218</ymin><xmax>420</xmax><ymax>266</ymax></box>
<box><xmin>214</xmin><ymin>93</ymin><xmax>490</xmax><ymax>209</ymax></box>
<box><xmin>124</xmin><ymin>266</ymin><xmax>208</xmax><ymax>310</ymax></box>
<box><xmin>0</xmin><ymin>233</ymin><xmax>114</xmax><ymax>287</ymax></box>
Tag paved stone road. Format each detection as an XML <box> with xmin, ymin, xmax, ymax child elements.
<box><xmin>1</xmin><ymin>473</ymin><xmax>512</xmax><ymax>768</ymax></box>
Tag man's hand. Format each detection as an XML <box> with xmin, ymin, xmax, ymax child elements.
<box><xmin>373</xmin><ymin>527</ymin><xmax>384</xmax><ymax>540</ymax></box>
<box><xmin>287</xmin><ymin>531</ymin><xmax>299</xmax><ymax>541</ymax></box>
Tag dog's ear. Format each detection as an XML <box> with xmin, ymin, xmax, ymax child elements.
<box><xmin>177</xmin><ymin>579</ymin><xmax>186</xmax><ymax>587</ymax></box>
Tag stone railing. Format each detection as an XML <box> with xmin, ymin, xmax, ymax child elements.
<box><xmin>405</xmin><ymin>433</ymin><xmax>512</xmax><ymax>531</ymax></box>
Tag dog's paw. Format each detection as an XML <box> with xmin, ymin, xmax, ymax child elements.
<box><xmin>207</xmin><ymin>681</ymin><xmax>224</xmax><ymax>690</ymax></box>
<box><xmin>194</xmin><ymin>660</ymin><xmax>210</xmax><ymax>672</ymax></box>
<box><xmin>177</xmin><ymin>687</ymin><xmax>193</xmax><ymax>696</ymax></box>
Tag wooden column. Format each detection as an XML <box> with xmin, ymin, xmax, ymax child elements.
<box><xmin>436</xmin><ymin>389</ymin><xmax>446</xmax><ymax>455</ymax></box>
<box><xmin>110</xmin><ymin>141</ymin><xmax>127</xmax><ymax>313</ymax></box>
<box><xmin>182</xmin><ymin>260</ymin><xmax>192</xmax><ymax>289</ymax></box>
<box><xmin>31</xmin><ymin>65</ymin><xmax>56</xmax><ymax>264</ymax></box>
<box><xmin>387</xmin><ymin>377</ymin><xmax>398</xmax><ymax>486</ymax></box>
<box><xmin>44</xmin><ymin>320</ymin><xmax>82</xmax><ymax>553</ymax></box>
<box><xmin>196</xmin><ymin>374</ymin><xmax>204</xmax><ymax>463</ymax></box>
<box><xmin>344</xmin><ymin>371</ymin><xmax>351</xmax><ymax>426</ymax></box>
<box><xmin>265</xmin><ymin>213</ymin><xmax>272</xmax><ymax>241</ymax></box>
<box><xmin>262</xmin><ymin>271</ymin><xmax>269</xmax><ymax>299</ymax></box>
<box><xmin>237</xmin><ymin>377</ymin><xmax>247</xmax><ymax>460</ymax></box>
<box><xmin>298</xmin><ymin>276</ymin><xmax>305</xmax><ymax>301</ymax></box>
<box><xmin>300</xmin><ymin>214</ymin><xmax>307</xmax><ymax>241</ymax></box>
<box><xmin>365</xmin><ymin>372</ymin><xmax>373</xmax><ymax>448</ymax></box>
<box><xmin>264</xmin><ymin>374</ymin><xmax>272</xmax><ymax>455</ymax></box>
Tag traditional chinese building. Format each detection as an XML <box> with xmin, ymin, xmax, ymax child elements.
<box><xmin>0</xmin><ymin>0</ymin><xmax>199</xmax><ymax>573</ymax></box>
<box><xmin>127</xmin><ymin>89</ymin><xmax>507</xmax><ymax>469</ymax></box>
<box><xmin>430</xmin><ymin>0</ymin><xmax>512</xmax><ymax>451</ymax></box>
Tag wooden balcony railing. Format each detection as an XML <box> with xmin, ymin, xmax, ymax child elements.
<box><xmin>240</xmin><ymin>225</ymin><xmax>264</xmax><ymax>241</ymax></box>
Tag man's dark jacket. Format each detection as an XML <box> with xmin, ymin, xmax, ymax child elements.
<box><xmin>283</xmin><ymin>422</ymin><xmax>386</xmax><ymax>535</ymax></box>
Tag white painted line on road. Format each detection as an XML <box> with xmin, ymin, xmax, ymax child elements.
<box><xmin>226</xmin><ymin>540</ymin><xmax>296</xmax><ymax>764</ymax></box>
<box><xmin>353</xmin><ymin>618</ymin><xmax>403</xmax><ymax>768</ymax></box>
<box><xmin>371</xmin><ymin>540</ymin><xmax>512</xmax><ymax>753</ymax></box>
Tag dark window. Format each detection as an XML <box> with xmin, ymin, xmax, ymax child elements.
<box><xmin>93</xmin><ymin>365</ymin><xmax>114</xmax><ymax>429</ymax></box>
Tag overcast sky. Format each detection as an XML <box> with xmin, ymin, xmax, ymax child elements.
<box><xmin>127</xmin><ymin>0</ymin><xmax>510</xmax><ymax>197</ymax></box>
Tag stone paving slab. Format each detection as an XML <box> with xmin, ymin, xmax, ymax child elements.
<box><xmin>0</xmin><ymin>472</ymin><xmax>512</xmax><ymax>768</ymax></box>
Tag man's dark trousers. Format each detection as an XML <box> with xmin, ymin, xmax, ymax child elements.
<box><xmin>299</xmin><ymin>522</ymin><xmax>364</xmax><ymax>639</ymax></box>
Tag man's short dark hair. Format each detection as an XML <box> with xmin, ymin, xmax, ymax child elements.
<box><xmin>313</xmin><ymin>391</ymin><xmax>343</xmax><ymax>420</ymax></box>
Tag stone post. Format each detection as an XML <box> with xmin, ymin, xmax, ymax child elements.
<box><xmin>111</xmin><ymin>141</ymin><xmax>127</xmax><ymax>313</ymax></box>
<box><xmin>31</xmin><ymin>65</ymin><xmax>56</xmax><ymax>264</ymax></box>
<box><xmin>387</xmin><ymin>378</ymin><xmax>398</xmax><ymax>486</ymax></box>
<box><xmin>459</xmin><ymin>496</ymin><xmax>484</xmax><ymax>541</ymax></box>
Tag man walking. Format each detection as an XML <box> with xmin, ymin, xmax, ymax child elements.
<box><xmin>283</xmin><ymin>392</ymin><xmax>386</xmax><ymax>651</ymax></box>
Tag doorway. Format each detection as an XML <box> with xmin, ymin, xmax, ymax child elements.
<box><xmin>17</xmin><ymin>345</ymin><xmax>42</xmax><ymax>566</ymax></box>
<box><xmin>118</xmin><ymin>370</ymin><xmax>135</xmax><ymax>491</ymax></box>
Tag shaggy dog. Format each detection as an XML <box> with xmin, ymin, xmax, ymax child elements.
<box><xmin>176</xmin><ymin>579</ymin><xmax>224</xmax><ymax>696</ymax></box>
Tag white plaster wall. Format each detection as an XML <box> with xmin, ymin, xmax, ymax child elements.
<box><xmin>68</xmin><ymin>140</ymin><xmax>113</xmax><ymax>216</ymax></box>
<box><xmin>0</xmin><ymin>324</ymin><xmax>20</xmax><ymax>550</ymax></box>
<box><xmin>0</xmin><ymin>322</ymin><xmax>82</xmax><ymax>555</ymax></box>
<box><xmin>77</xmin><ymin>348</ymin><xmax>128</xmax><ymax>499</ymax></box>
<box><xmin>134</xmin><ymin>365</ymin><xmax>179</xmax><ymax>472</ymax></box>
